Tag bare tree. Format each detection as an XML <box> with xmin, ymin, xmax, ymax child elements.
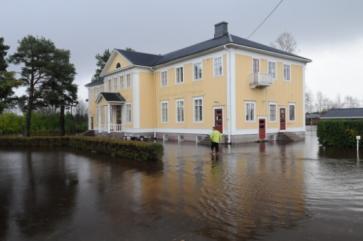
<box><xmin>75</xmin><ymin>99</ymin><xmax>88</xmax><ymax>117</ymax></box>
<box><xmin>343</xmin><ymin>95</ymin><xmax>360</xmax><ymax>108</ymax></box>
<box><xmin>305</xmin><ymin>88</ymin><xmax>314</xmax><ymax>113</ymax></box>
<box><xmin>332</xmin><ymin>94</ymin><xmax>343</xmax><ymax>108</ymax></box>
<box><xmin>316</xmin><ymin>91</ymin><xmax>324</xmax><ymax>112</ymax></box>
<box><xmin>271</xmin><ymin>32</ymin><xmax>297</xmax><ymax>53</ymax></box>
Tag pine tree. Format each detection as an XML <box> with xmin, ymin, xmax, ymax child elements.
<box><xmin>93</xmin><ymin>49</ymin><xmax>110</xmax><ymax>81</ymax></box>
<box><xmin>9</xmin><ymin>35</ymin><xmax>57</xmax><ymax>136</ymax></box>
<box><xmin>0</xmin><ymin>37</ymin><xmax>19</xmax><ymax>113</ymax></box>
<box><xmin>42</xmin><ymin>48</ymin><xmax>77</xmax><ymax>136</ymax></box>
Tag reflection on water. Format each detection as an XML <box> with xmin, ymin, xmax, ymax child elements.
<box><xmin>0</xmin><ymin>131</ymin><xmax>363</xmax><ymax>241</ymax></box>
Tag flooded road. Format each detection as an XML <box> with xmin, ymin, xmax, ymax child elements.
<box><xmin>1</xmin><ymin>129</ymin><xmax>363</xmax><ymax>241</ymax></box>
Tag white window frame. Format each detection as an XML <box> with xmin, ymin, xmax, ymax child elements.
<box><xmin>193</xmin><ymin>96</ymin><xmax>203</xmax><ymax>123</ymax></box>
<box><xmin>161</xmin><ymin>101</ymin><xmax>168</xmax><ymax>123</ymax></box>
<box><xmin>213</xmin><ymin>56</ymin><xmax>223</xmax><ymax>77</ymax></box>
<box><xmin>126</xmin><ymin>73</ymin><xmax>132</xmax><ymax>88</ymax></box>
<box><xmin>288</xmin><ymin>103</ymin><xmax>296</xmax><ymax>121</ymax></box>
<box><xmin>125</xmin><ymin>103</ymin><xmax>132</xmax><ymax>123</ymax></box>
<box><xmin>175</xmin><ymin>66</ymin><xmax>184</xmax><ymax>84</ymax></box>
<box><xmin>284</xmin><ymin>64</ymin><xmax>291</xmax><ymax>81</ymax></box>
<box><xmin>268</xmin><ymin>103</ymin><xmax>277</xmax><ymax>122</ymax></box>
<box><xmin>245</xmin><ymin>101</ymin><xmax>256</xmax><ymax>122</ymax></box>
<box><xmin>268</xmin><ymin>61</ymin><xmax>276</xmax><ymax>80</ymax></box>
<box><xmin>119</xmin><ymin>75</ymin><xmax>124</xmax><ymax>89</ymax></box>
<box><xmin>193</xmin><ymin>62</ymin><xmax>203</xmax><ymax>80</ymax></box>
<box><xmin>113</xmin><ymin>78</ymin><xmax>118</xmax><ymax>90</ymax></box>
<box><xmin>175</xmin><ymin>99</ymin><xmax>184</xmax><ymax>123</ymax></box>
<box><xmin>252</xmin><ymin>58</ymin><xmax>260</xmax><ymax>73</ymax></box>
<box><xmin>108</xmin><ymin>79</ymin><xmax>112</xmax><ymax>91</ymax></box>
<box><xmin>160</xmin><ymin>71</ymin><xmax>168</xmax><ymax>87</ymax></box>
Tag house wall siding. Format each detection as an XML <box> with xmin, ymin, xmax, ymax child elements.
<box><xmin>87</xmin><ymin>48</ymin><xmax>307</xmax><ymax>141</ymax></box>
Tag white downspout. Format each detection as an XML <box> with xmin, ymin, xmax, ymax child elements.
<box><xmin>225</xmin><ymin>45</ymin><xmax>232</xmax><ymax>144</ymax></box>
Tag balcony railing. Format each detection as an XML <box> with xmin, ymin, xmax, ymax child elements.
<box><xmin>96</xmin><ymin>123</ymin><xmax>123</xmax><ymax>133</ymax></box>
<box><xmin>110</xmin><ymin>123</ymin><xmax>123</xmax><ymax>132</ymax></box>
<box><xmin>249</xmin><ymin>73</ymin><xmax>273</xmax><ymax>88</ymax></box>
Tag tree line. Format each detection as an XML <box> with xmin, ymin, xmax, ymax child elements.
<box><xmin>305</xmin><ymin>89</ymin><xmax>362</xmax><ymax>113</ymax></box>
<box><xmin>0</xmin><ymin>36</ymin><xmax>77</xmax><ymax>136</ymax></box>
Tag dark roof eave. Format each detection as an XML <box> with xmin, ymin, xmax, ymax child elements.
<box><xmin>85</xmin><ymin>80</ymin><xmax>104</xmax><ymax>87</ymax></box>
<box><xmin>152</xmin><ymin>45</ymin><xmax>227</xmax><ymax>68</ymax></box>
<box><xmin>227</xmin><ymin>43</ymin><xmax>311</xmax><ymax>63</ymax></box>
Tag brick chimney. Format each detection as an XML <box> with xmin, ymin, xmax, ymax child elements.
<box><xmin>214</xmin><ymin>22</ymin><xmax>229</xmax><ymax>38</ymax></box>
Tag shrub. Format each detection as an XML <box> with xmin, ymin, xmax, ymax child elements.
<box><xmin>317</xmin><ymin>120</ymin><xmax>363</xmax><ymax>148</ymax></box>
<box><xmin>0</xmin><ymin>112</ymin><xmax>88</xmax><ymax>135</ymax></box>
<box><xmin>0</xmin><ymin>136</ymin><xmax>163</xmax><ymax>162</ymax></box>
<box><xmin>0</xmin><ymin>113</ymin><xmax>24</xmax><ymax>135</ymax></box>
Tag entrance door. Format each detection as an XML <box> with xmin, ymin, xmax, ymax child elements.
<box><xmin>259</xmin><ymin>119</ymin><xmax>266</xmax><ymax>140</ymax></box>
<box><xmin>214</xmin><ymin>108</ymin><xmax>223</xmax><ymax>133</ymax></box>
<box><xmin>280</xmin><ymin>108</ymin><xmax>286</xmax><ymax>130</ymax></box>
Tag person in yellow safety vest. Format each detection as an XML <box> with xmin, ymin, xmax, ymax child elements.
<box><xmin>210</xmin><ymin>126</ymin><xmax>223</xmax><ymax>154</ymax></box>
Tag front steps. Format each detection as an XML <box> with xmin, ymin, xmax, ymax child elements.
<box><xmin>276</xmin><ymin>132</ymin><xmax>305</xmax><ymax>142</ymax></box>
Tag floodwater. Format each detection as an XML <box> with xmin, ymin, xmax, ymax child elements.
<box><xmin>1</xmin><ymin>129</ymin><xmax>363</xmax><ymax>241</ymax></box>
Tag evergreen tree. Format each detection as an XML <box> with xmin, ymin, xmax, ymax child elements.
<box><xmin>0</xmin><ymin>37</ymin><xmax>19</xmax><ymax>113</ymax></box>
<box><xmin>9</xmin><ymin>35</ymin><xmax>56</xmax><ymax>136</ymax></box>
<box><xmin>93</xmin><ymin>49</ymin><xmax>110</xmax><ymax>81</ymax></box>
<box><xmin>42</xmin><ymin>48</ymin><xmax>77</xmax><ymax>136</ymax></box>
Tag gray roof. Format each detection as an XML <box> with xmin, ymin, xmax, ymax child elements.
<box><xmin>116</xmin><ymin>49</ymin><xmax>161</xmax><ymax>67</ymax></box>
<box><xmin>321</xmin><ymin>108</ymin><xmax>363</xmax><ymax>119</ymax></box>
<box><xmin>86</xmin><ymin>26</ymin><xmax>311</xmax><ymax>87</ymax></box>
<box><xmin>306</xmin><ymin>113</ymin><xmax>321</xmax><ymax>119</ymax></box>
<box><xmin>154</xmin><ymin>34</ymin><xmax>310</xmax><ymax>65</ymax></box>
<box><xmin>98</xmin><ymin>92</ymin><xmax>125</xmax><ymax>102</ymax></box>
<box><xmin>85</xmin><ymin>78</ymin><xmax>104</xmax><ymax>87</ymax></box>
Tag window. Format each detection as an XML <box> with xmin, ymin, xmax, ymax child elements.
<box><xmin>126</xmin><ymin>74</ymin><xmax>131</xmax><ymax>88</ymax></box>
<box><xmin>253</xmin><ymin>58</ymin><xmax>260</xmax><ymax>73</ymax></box>
<box><xmin>245</xmin><ymin>102</ymin><xmax>256</xmax><ymax>121</ymax></box>
<box><xmin>176</xmin><ymin>99</ymin><xmax>184</xmax><ymax>123</ymax></box>
<box><xmin>108</xmin><ymin>79</ymin><xmax>112</xmax><ymax>91</ymax></box>
<box><xmin>126</xmin><ymin>104</ymin><xmax>132</xmax><ymax>122</ymax></box>
<box><xmin>116</xmin><ymin>63</ymin><xmax>121</xmax><ymax>69</ymax></box>
<box><xmin>161</xmin><ymin>101</ymin><xmax>168</xmax><ymax>123</ymax></box>
<box><xmin>269</xmin><ymin>103</ymin><xmax>277</xmax><ymax>121</ymax></box>
<box><xmin>193</xmin><ymin>97</ymin><xmax>203</xmax><ymax>122</ymax></box>
<box><xmin>193</xmin><ymin>62</ymin><xmax>202</xmax><ymax>80</ymax></box>
<box><xmin>114</xmin><ymin>78</ymin><xmax>117</xmax><ymax>90</ymax></box>
<box><xmin>161</xmin><ymin>71</ymin><xmax>168</xmax><ymax>86</ymax></box>
<box><xmin>176</xmin><ymin>67</ymin><xmax>183</xmax><ymax>84</ymax></box>
<box><xmin>289</xmin><ymin>103</ymin><xmax>295</xmax><ymax>121</ymax></box>
<box><xmin>213</xmin><ymin>57</ymin><xmax>223</xmax><ymax>76</ymax></box>
<box><xmin>284</xmin><ymin>64</ymin><xmax>291</xmax><ymax>81</ymax></box>
<box><xmin>119</xmin><ymin>75</ymin><xmax>124</xmax><ymax>89</ymax></box>
<box><xmin>268</xmin><ymin>61</ymin><xmax>276</xmax><ymax>79</ymax></box>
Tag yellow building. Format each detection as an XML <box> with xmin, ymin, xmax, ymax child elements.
<box><xmin>86</xmin><ymin>22</ymin><xmax>311</xmax><ymax>143</ymax></box>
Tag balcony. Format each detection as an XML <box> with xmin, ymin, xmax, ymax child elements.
<box><xmin>249</xmin><ymin>73</ymin><xmax>273</xmax><ymax>88</ymax></box>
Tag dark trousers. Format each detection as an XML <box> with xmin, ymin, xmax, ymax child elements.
<box><xmin>211</xmin><ymin>142</ymin><xmax>219</xmax><ymax>153</ymax></box>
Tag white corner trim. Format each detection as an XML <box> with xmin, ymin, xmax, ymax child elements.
<box><xmin>230</xmin><ymin>49</ymin><xmax>237</xmax><ymax>134</ymax></box>
<box><xmin>302</xmin><ymin>64</ymin><xmax>306</xmax><ymax>131</ymax></box>
<box><xmin>132</xmin><ymin>72</ymin><xmax>140</xmax><ymax>128</ymax></box>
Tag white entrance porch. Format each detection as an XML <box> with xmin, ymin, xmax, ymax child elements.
<box><xmin>95</xmin><ymin>92</ymin><xmax>126</xmax><ymax>133</ymax></box>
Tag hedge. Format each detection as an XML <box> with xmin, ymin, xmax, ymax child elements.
<box><xmin>0</xmin><ymin>112</ymin><xmax>87</xmax><ymax>135</ymax></box>
<box><xmin>317</xmin><ymin>120</ymin><xmax>363</xmax><ymax>148</ymax></box>
<box><xmin>0</xmin><ymin>136</ymin><xmax>164</xmax><ymax>162</ymax></box>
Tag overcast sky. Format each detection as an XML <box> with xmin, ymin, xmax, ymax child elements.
<box><xmin>1</xmin><ymin>0</ymin><xmax>363</xmax><ymax>102</ymax></box>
